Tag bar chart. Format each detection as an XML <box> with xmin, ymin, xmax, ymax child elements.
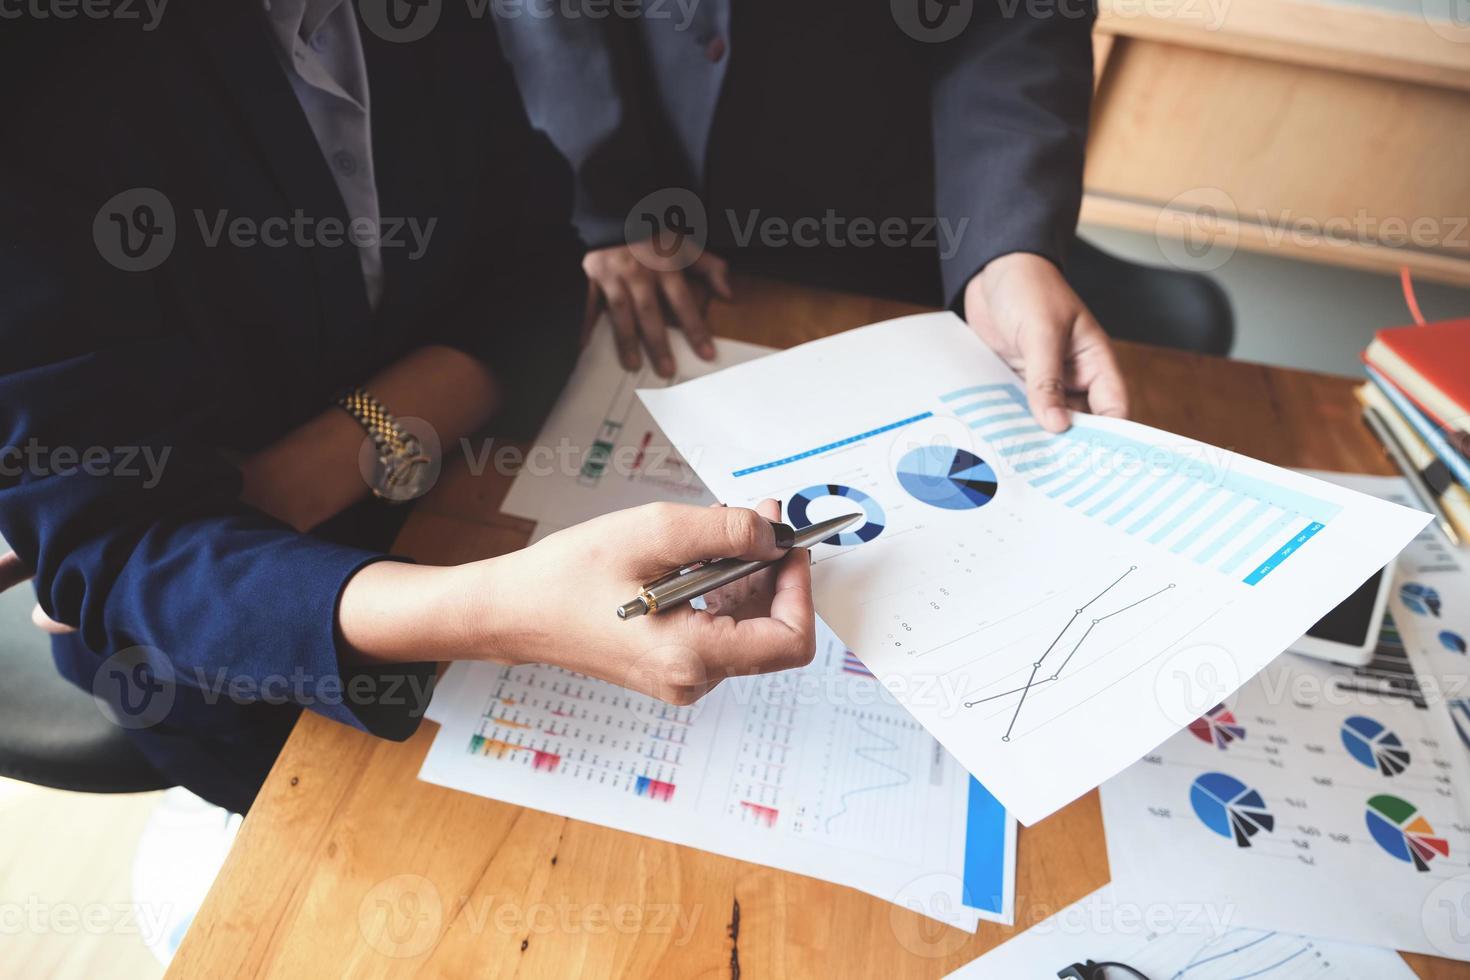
<box><xmin>944</xmin><ymin>383</ymin><xmax>1343</xmax><ymax>585</ymax></box>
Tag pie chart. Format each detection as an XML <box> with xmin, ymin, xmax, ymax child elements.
<box><xmin>1341</xmin><ymin>715</ymin><xmax>1411</xmax><ymax>776</ymax></box>
<box><xmin>896</xmin><ymin>446</ymin><xmax>998</xmax><ymax>511</ymax></box>
<box><xmin>787</xmin><ymin>485</ymin><xmax>885</xmax><ymax>546</ymax></box>
<box><xmin>1365</xmin><ymin>794</ymin><xmax>1449</xmax><ymax>871</ymax></box>
<box><xmin>1188</xmin><ymin>704</ymin><xmax>1246</xmax><ymax>750</ymax></box>
<box><xmin>1190</xmin><ymin>772</ymin><xmax>1274</xmax><ymax>848</ymax></box>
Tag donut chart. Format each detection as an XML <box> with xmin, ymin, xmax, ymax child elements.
<box><xmin>787</xmin><ymin>485</ymin><xmax>885</xmax><ymax>546</ymax></box>
<box><xmin>896</xmin><ymin>446</ymin><xmax>999</xmax><ymax>511</ymax></box>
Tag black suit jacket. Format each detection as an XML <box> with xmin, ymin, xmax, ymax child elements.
<box><xmin>494</xmin><ymin>0</ymin><xmax>1095</xmax><ymax>306</ymax></box>
<box><xmin>0</xmin><ymin>3</ymin><xmax>584</xmax><ymax>811</ymax></box>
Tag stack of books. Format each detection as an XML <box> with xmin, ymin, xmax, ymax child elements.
<box><xmin>1357</xmin><ymin>317</ymin><xmax>1470</xmax><ymax>546</ymax></box>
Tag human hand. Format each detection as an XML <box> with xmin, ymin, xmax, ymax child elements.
<box><xmin>963</xmin><ymin>252</ymin><xmax>1128</xmax><ymax>433</ymax></box>
<box><xmin>475</xmin><ymin>499</ymin><xmax>814</xmax><ymax>704</ymax></box>
<box><xmin>583</xmin><ymin>242</ymin><xmax>733</xmax><ymax>377</ymax></box>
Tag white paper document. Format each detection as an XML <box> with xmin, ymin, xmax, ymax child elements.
<box><xmin>500</xmin><ymin>319</ymin><xmax>771</xmax><ymax>526</ymax></box>
<box><xmin>946</xmin><ymin>884</ymin><xmax>1415</xmax><ymax>978</ymax></box>
<box><xmin>1099</xmin><ymin>470</ymin><xmax>1470</xmax><ymax>961</ymax></box>
<box><xmin>637</xmin><ymin>313</ymin><xmax>1430</xmax><ymax>824</ymax></box>
<box><xmin>433</xmin><ymin>322</ymin><xmax>1016</xmax><ymax>928</ymax></box>
<box><xmin>1318</xmin><ymin>472</ymin><xmax>1470</xmax><ymax>757</ymax></box>
<box><xmin>420</xmin><ymin>622</ymin><xmax>1015</xmax><ymax>929</ymax></box>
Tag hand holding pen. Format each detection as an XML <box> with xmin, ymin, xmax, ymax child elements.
<box><xmin>478</xmin><ymin>500</ymin><xmax>819</xmax><ymax>705</ymax></box>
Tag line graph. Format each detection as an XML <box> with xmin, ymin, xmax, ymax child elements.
<box><xmin>962</xmin><ymin>565</ymin><xmax>1177</xmax><ymax>741</ymax></box>
<box><xmin>822</xmin><ymin>719</ymin><xmax>914</xmax><ymax>831</ymax></box>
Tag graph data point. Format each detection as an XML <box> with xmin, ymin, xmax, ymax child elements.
<box><xmin>1033</xmin><ymin>662</ymin><xmax>1042</xmax><ymax>668</ymax></box>
<box><xmin>1001</xmin><ymin>735</ymin><xmax>1010</xmax><ymax>743</ymax></box>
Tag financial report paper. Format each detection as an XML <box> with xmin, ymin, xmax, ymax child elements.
<box><xmin>1101</xmin><ymin>471</ymin><xmax>1470</xmax><ymax>961</ymax></box>
<box><xmin>638</xmin><ymin>313</ymin><xmax>1429</xmax><ymax>824</ymax></box>
<box><xmin>421</xmin><ymin>621</ymin><xmax>1010</xmax><ymax>930</ymax></box>
<box><xmin>425</xmin><ymin>324</ymin><xmax>1015</xmax><ymax>928</ymax></box>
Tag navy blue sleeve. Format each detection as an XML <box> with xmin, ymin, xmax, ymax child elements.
<box><xmin>0</xmin><ymin>169</ymin><xmax>425</xmax><ymax>740</ymax></box>
<box><xmin>931</xmin><ymin>1</ymin><xmax>1096</xmax><ymax>308</ymax></box>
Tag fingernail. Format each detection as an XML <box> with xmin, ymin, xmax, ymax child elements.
<box><xmin>659</xmin><ymin>358</ymin><xmax>675</xmax><ymax>376</ymax></box>
<box><xmin>768</xmin><ymin>521</ymin><xmax>796</xmax><ymax>550</ymax></box>
<box><xmin>698</xmin><ymin>344</ymin><xmax>716</xmax><ymax>359</ymax></box>
<box><xmin>1047</xmin><ymin>408</ymin><xmax>1070</xmax><ymax>431</ymax></box>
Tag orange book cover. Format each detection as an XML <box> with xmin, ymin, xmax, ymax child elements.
<box><xmin>1364</xmin><ymin>318</ymin><xmax>1470</xmax><ymax>436</ymax></box>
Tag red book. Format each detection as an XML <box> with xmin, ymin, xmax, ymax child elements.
<box><xmin>1364</xmin><ymin>318</ymin><xmax>1470</xmax><ymax>441</ymax></box>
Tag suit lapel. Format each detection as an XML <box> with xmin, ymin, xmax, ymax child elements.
<box><xmin>182</xmin><ymin>0</ymin><xmax>371</xmax><ymax>379</ymax></box>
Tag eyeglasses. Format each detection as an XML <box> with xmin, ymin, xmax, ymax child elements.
<box><xmin>1058</xmin><ymin>960</ymin><xmax>1152</xmax><ymax>980</ymax></box>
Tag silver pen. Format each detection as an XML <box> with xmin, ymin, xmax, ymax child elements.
<box><xmin>617</xmin><ymin>512</ymin><xmax>862</xmax><ymax>620</ymax></box>
<box><xmin>1363</xmin><ymin>405</ymin><xmax>1462</xmax><ymax>546</ymax></box>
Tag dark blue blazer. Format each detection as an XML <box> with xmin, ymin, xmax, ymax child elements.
<box><xmin>0</xmin><ymin>4</ymin><xmax>584</xmax><ymax>812</ymax></box>
<box><xmin>494</xmin><ymin>0</ymin><xmax>1095</xmax><ymax>306</ymax></box>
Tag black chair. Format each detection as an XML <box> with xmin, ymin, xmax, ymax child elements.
<box><xmin>1068</xmin><ymin>236</ymin><xmax>1235</xmax><ymax>356</ymax></box>
<box><xmin>0</xmin><ymin>582</ymin><xmax>172</xmax><ymax>793</ymax></box>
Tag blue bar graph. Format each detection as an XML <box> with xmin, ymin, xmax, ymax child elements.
<box><xmin>939</xmin><ymin>383</ymin><xmax>1341</xmax><ymax>586</ymax></box>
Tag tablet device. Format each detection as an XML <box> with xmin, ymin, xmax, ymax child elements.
<box><xmin>1288</xmin><ymin>565</ymin><xmax>1393</xmax><ymax>666</ymax></box>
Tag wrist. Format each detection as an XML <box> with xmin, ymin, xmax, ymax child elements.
<box><xmin>456</xmin><ymin>552</ymin><xmax>538</xmax><ymax>666</ymax></box>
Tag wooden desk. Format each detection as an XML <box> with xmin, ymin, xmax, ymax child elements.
<box><xmin>169</xmin><ymin>276</ymin><xmax>1461</xmax><ymax>978</ymax></box>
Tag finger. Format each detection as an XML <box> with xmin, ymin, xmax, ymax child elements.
<box><xmin>1074</xmin><ymin>315</ymin><xmax>1130</xmax><ymax>420</ymax></box>
<box><xmin>661</xmin><ymin>272</ymin><xmax>715</xmax><ymax>360</ymax></box>
<box><xmin>0</xmin><ymin>550</ymin><xmax>32</xmax><ymax>593</ymax></box>
<box><xmin>631</xmin><ymin>501</ymin><xmax>794</xmax><ymax>574</ymax></box>
<box><xmin>599</xmin><ymin>280</ymin><xmax>642</xmax><ymax>371</ymax></box>
<box><xmin>629</xmin><ymin>278</ymin><xmax>675</xmax><ymax>377</ymax></box>
<box><xmin>1018</xmin><ymin>321</ymin><xmax>1072</xmax><ymax>433</ymax></box>
<box><xmin>32</xmin><ymin>602</ymin><xmax>76</xmax><ymax>635</ymax></box>
<box><xmin>685</xmin><ymin>550</ymin><xmax>816</xmax><ymax>674</ymax></box>
<box><xmin>691</xmin><ymin>252</ymin><xmax>733</xmax><ymax>301</ymax></box>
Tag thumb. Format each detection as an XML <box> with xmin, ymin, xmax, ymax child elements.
<box><xmin>1018</xmin><ymin>322</ymin><xmax>1071</xmax><ymax>433</ymax></box>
